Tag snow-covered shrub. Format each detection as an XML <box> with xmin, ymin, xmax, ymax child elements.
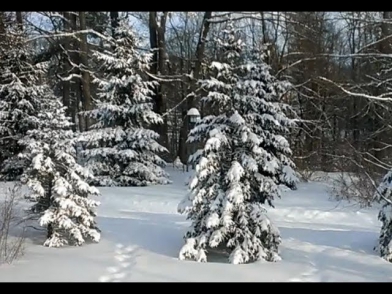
<box><xmin>0</xmin><ymin>184</ymin><xmax>25</xmax><ymax>264</ymax></box>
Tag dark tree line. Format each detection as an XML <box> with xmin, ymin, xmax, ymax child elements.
<box><xmin>2</xmin><ymin>11</ymin><xmax>392</xmax><ymax>189</ymax></box>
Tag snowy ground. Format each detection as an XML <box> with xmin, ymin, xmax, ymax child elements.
<box><xmin>0</xmin><ymin>167</ymin><xmax>391</xmax><ymax>282</ymax></box>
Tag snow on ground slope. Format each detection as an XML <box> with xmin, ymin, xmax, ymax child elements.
<box><xmin>0</xmin><ymin>167</ymin><xmax>391</xmax><ymax>282</ymax></box>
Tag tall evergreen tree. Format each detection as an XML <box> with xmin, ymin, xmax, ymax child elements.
<box><xmin>0</xmin><ymin>30</ymin><xmax>44</xmax><ymax>180</ymax></box>
<box><xmin>177</xmin><ymin>23</ymin><xmax>298</xmax><ymax>264</ymax></box>
<box><xmin>81</xmin><ymin>20</ymin><xmax>170</xmax><ymax>187</ymax></box>
<box><xmin>20</xmin><ymin>89</ymin><xmax>101</xmax><ymax>247</ymax></box>
<box><xmin>374</xmin><ymin>170</ymin><xmax>392</xmax><ymax>262</ymax></box>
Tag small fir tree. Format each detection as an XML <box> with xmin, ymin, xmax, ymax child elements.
<box><xmin>81</xmin><ymin>20</ymin><xmax>170</xmax><ymax>187</ymax></box>
<box><xmin>178</xmin><ymin>23</ymin><xmax>298</xmax><ymax>264</ymax></box>
<box><xmin>0</xmin><ymin>31</ymin><xmax>44</xmax><ymax>180</ymax></box>
<box><xmin>375</xmin><ymin>170</ymin><xmax>392</xmax><ymax>262</ymax></box>
<box><xmin>20</xmin><ymin>92</ymin><xmax>101</xmax><ymax>247</ymax></box>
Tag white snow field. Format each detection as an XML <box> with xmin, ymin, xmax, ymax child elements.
<box><xmin>1</xmin><ymin>167</ymin><xmax>392</xmax><ymax>282</ymax></box>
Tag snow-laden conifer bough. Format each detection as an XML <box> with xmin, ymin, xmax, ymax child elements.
<box><xmin>177</xmin><ymin>20</ymin><xmax>299</xmax><ymax>264</ymax></box>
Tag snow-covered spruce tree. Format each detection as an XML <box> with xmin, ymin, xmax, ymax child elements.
<box><xmin>0</xmin><ymin>31</ymin><xmax>44</xmax><ymax>180</ymax></box>
<box><xmin>20</xmin><ymin>91</ymin><xmax>101</xmax><ymax>247</ymax></box>
<box><xmin>374</xmin><ymin>170</ymin><xmax>392</xmax><ymax>261</ymax></box>
<box><xmin>177</xmin><ymin>23</ymin><xmax>298</xmax><ymax>264</ymax></box>
<box><xmin>81</xmin><ymin>20</ymin><xmax>170</xmax><ymax>187</ymax></box>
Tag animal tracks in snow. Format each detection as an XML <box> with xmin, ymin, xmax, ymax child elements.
<box><xmin>99</xmin><ymin>244</ymin><xmax>139</xmax><ymax>282</ymax></box>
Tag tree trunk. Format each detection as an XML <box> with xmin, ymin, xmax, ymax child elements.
<box><xmin>373</xmin><ymin>11</ymin><xmax>392</xmax><ymax>162</ymax></box>
<box><xmin>79</xmin><ymin>11</ymin><xmax>93</xmax><ymax>131</ymax></box>
<box><xmin>156</xmin><ymin>12</ymin><xmax>168</xmax><ymax>149</ymax></box>
<box><xmin>69</xmin><ymin>12</ymin><xmax>83</xmax><ymax>132</ymax></box>
<box><xmin>62</xmin><ymin>12</ymin><xmax>72</xmax><ymax>119</ymax></box>
<box><xmin>149</xmin><ymin>12</ymin><xmax>158</xmax><ymax>80</ymax></box>
<box><xmin>46</xmin><ymin>178</ymin><xmax>53</xmax><ymax>239</ymax></box>
<box><xmin>110</xmin><ymin>11</ymin><xmax>119</xmax><ymax>37</ymax></box>
<box><xmin>0</xmin><ymin>12</ymin><xmax>5</xmax><ymax>35</ymax></box>
<box><xmin>15</xmin><ymin>11</ymin><xmax>22</xmax><ymax>31</ymax></box>
<box><xmin>191</xmin><ymin>11</ymin><xmax>212</xmax><ymax>107</ymax></box>
<box><xmin>149</xmin><ymin>12</ymin><xmax>169</xmax><ymax>150</ymax></box>
<box><xmin>179</xmin><ymin>11</ymin><xmax>212</xmax><ymax>167</ymax></box>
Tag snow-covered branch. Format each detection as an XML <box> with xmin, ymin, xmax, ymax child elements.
<box><xmin>319</xmin><ymin>77</ymin><xmax>392</xmax><ymax>102</ymax></box>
